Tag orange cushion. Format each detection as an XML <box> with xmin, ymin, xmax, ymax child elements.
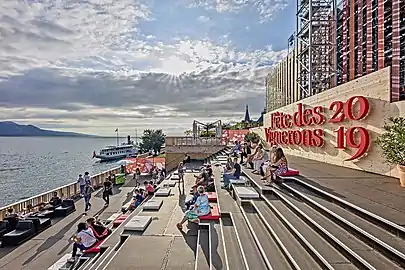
<box><xmin>200</xmin><ymin>205</ymin><xmax>220</xmax><ymax>221</ymax></box>
<box><xmin>279</xmin><ymin>169</ymin><xmax>299</xmax><ymax>177</ymax></box>
<box><xmin>206</xmin><ymin>192</ymin><xmax>217</xmax><ymax>202</ymax></box>
<box><xmin>84</xmin><ymin>240</ymin><xmax>103</xmax><ymax>253</ymax></box>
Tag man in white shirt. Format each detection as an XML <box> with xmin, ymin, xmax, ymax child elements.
<box><xmin>68</xmin><ymin>222</ymin><xmax>97</xmax><ymax>262</ymax></box>
<box><xmin>84</xmin><ymin>172</ymin><xmax>91</xmax><ymax>185</ymax></box>
<box><xmin>77</xmin><ymin>174</ymin><xmax>85</xmax><ymax>196</ymax></box>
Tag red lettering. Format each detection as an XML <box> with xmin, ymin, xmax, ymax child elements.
<box><xmin>293</xmin><ymin>103</ymin><xmax>304</xmax><ymax>127</ymax></box>
<box><xmin>281</xmin><ymin>131</ymin><xmax>288</xmax><ymax>144</ymax></box>
<box><xmin>292</xmin><ymin>130</ymin><xmax>302</xmax><ymax>144</ymax></box>
<box><xmin>344</xmin><ymin>96</ymin><xmax>370</xmax><ymax>121</ymax></box>
<box><xmin>265</xmin><ymin>96</ymin><xmax>369</xmax><ymax>160</ymax></box>
<box><xmin>303</xmin><ymin>108</ymin><xmax>314</xmax><ymax>126</ymax></box>
<box><xmin>313</xmin><ymin>106</ymin><xmax>326</xmax><ymax>125</ymax></box>
<box><xmin>284</xmin><ymin>114</ymin><xmax>293</xmax><ymax>128</ymax></box>
<box><xmin>329</xmin><ymin>101</ymin><xmax>345</xmax><ymax>123</ymax></box>
<box><xmin>311</xmin><ymin>129</ymin><xmax>324</xmax><ymax>147</ymax></box>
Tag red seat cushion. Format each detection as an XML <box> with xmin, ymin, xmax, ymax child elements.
<box><xmin>279</xmin><ymin>169</ymin><xmax>300</xmax><ymax>177</ymax></box>
<box><xmin>206</xmin><ymin>192</ymin><xmax>217</xmax><ymax>202</ymax></box>
<box><xmin>200</xmin><ymin>205</ymin><xmax>220</xmax><ymax>221</ymax></box>
<box><xmin>113</xmin><ymin>215</ymin><xmax>129</xmax><ymax>227</ymax></box>
<box><xmin>117</xmin><ymin>215</ymin><xmax>128</xmax><ymax>220</ymax></box>
<box><xmin>84</xmin><ymin>240</ymin><xmax>103</xmax><ymax>253</ymax></box>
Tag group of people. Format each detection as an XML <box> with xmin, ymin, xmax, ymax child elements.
<box><xmin>68</xmin><ymin>217</ymin><xmax>112</xmax><ymax>263</ymax></box>
<box><xmin>129</xmin><ymin>181</ymin><xmax>156</xmax><ymax>210</ymax></box>
<box><xmin>77</xmin><ymin>172</ymin><xmax>115</xmax><ymax>212</ymax></box>
<box><xmin>240</xmin><ymin>141</ymin><xmax>288</xmax><ymax>185</ymax></box>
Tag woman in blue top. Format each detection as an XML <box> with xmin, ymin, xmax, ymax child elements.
<box><xmin>177</xmin><ymin>186</ymin><xmax>210</xmax><ymax>230</ymax></box>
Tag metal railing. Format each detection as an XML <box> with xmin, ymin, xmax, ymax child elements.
<box><xmin>165</xmin><ymin>136</ymin><xmax>223</xmax><ymax>146</ymax></box>
<box><xmin>0</xmin><ymin>167</ymin><xmax>121</xmax><ymax>220</ymax></box>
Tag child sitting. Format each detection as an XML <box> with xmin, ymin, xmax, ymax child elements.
<box><xmin>185</xmin><ymin>188</ymin><xmax>200</xmax><ymax>210</ymax></box>
<box><xmin>131</xmin><ymin>189</ymin><xmax>144</xmax><ymax>209</ymax></box>
<box><xmin>144</xmin><ymin>181</ymin><xmax>155</xmax><ymax>195</ymax></box>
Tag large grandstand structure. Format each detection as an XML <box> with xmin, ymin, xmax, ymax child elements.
<box><xmin>266</xmin><ymin>0</ymin><xmax>405</xmax><ymax>111</ymax></box>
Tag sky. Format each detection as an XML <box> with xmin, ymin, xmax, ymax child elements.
<box><xmin>0</xmin><ymin>0</ymin><xmax>295</xmax><ymax>136</ymax></box>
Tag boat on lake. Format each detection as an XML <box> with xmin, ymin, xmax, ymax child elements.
<box><xmin>93</xmin><ymin>135</ymin><xmax>138</xmax><ymax>161</ymax></box>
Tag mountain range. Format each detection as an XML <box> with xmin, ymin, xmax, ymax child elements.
<box><xmin>0</xmin><ymin>121</ymin><xmax>95</xmax><ymax>137</ymax></box>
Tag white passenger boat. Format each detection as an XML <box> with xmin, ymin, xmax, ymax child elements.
<box><xmin>93</xmin><ymin>135</ymin><xmax>138</xmax><ymax>161</ymax></box>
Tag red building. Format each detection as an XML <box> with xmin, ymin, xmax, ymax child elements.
<box><xmin>335</xmin><ymin>0</ymin><xmax>405</xmax><ymax>101</ymax></box>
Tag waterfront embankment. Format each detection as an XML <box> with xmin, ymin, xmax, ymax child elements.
<box><xmin>0</xmin><ymin>167</ymin><xmax>120</xmax><ymax>220</ymax></box>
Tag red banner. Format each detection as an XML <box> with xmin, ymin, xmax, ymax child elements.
<box><xmin>222</xmin><ymin>129</ymin><xmax>249</xmax><ymax>144</ymax></box>
<box><xmin>124</xmin><ymin>157</ymin><xmax>166</xmax><ymax>174</ymax></box>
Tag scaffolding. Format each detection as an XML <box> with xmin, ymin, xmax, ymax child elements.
<box><xmin>296</xmin><ymin>0</ymin><xmax>337</xmax><ymax>98</ymax></box>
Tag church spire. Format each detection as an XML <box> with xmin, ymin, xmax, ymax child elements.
<box><xmin>244</xmin><ymin>104</ymin><xmax>251</xmax><ymax>122</ymax></box>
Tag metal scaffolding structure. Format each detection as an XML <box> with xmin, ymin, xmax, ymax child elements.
<box><xmin>296</xmin><ymin>0</ymin><xmax>337</xmax><ymax>98</ymax></box>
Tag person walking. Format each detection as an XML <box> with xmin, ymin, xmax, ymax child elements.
<box><xmin>102</xmin><ymin>178</ymin><xmax>113</xmax><ymax>206</ymax></box>
<box><xmin>177</xmin><ymin>162</ymin><xmax>186</xmax><ymax>194</ymax></box>
<box><xmin>83</xmin><ymin>183</ymin><xmax>94</xmax><ymax>215</ymax></box>
<box><xmin>84</xmin><ymin>172</ymin><xmax>91</xmax><ymax>185</ymax></box>
<box><xmin>77</xmin><ymin>174</ymin><xmax>85</xmax><ymax>196</ymax></box>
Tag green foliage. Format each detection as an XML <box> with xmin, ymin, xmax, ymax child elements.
<box><xmin>139</xmin><ymin>129</ymin><xmax>166</xmax><ymax>154</ymax></box>
<box><xmin>184</xmin><ymin>129</ymin><xmax>192</xmax><ymax>136</ymax></box>
<box><xmin>200</xmin><ymin>130</ymin><xmax>216</xmax><ymax>137</ymax></box>
<box><xmin>244</xmin><ymin>132</ymin><xmax>261</xmax><ymax>143</ymax></box>
<box><xmin>222</xmin><ymin>121</ymin><xmax>262</xmax><ymax>130</ymax></box>
<box><xmin>376</xmin><ymin>117</ymin><xmax>405</xmax><ymax>165</ymax></box>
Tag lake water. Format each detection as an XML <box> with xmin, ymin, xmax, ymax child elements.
<box><xmin>0</xmin><ymin>137</ymin><xmax>122</xmax><ymax>207</ymax></box>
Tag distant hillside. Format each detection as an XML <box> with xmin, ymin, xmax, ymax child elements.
<box><xmin>0</xmin><ymin>121</ymin><xmax>96</xmax><ymax>137</ymax></box>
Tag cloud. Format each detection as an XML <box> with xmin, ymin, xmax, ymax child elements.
<box><xmin>197</xmin><ymin>15</ymin><xmax>210</xmax><ymax>23</ymax></box>
<box><xmin>188</xmin><ymin>0</ymin><xmax>289</xmax><ymax>23</ymax></box>
<box><xmin>0</xmin><ymin>0</ymin><xmax>288</xmax><ymax>135</ymax></box>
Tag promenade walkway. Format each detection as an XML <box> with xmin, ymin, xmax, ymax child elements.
<box><xmin>285</xmin><ymin>155</ymin><xmax>405</xmax><ymax>224</ymax></box>
<box><xmin>0</xmin><ymin>176</ymin><xmax>138</xmax><ymax>270</ymax></box>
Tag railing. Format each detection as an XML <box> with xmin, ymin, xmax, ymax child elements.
<box><xmin>165</xmin><ymin>136</ymin><xmax>223</xmax><ymax>146</ymax></box>
<box><xmin>165</xmin><ymin>154</ymin><xmax>188</xmax><ymax>172</ymax></box>
<box><xmin>0</xmin><ymin>167</ymin><xmax>121</xmax><ymax>220</ymax></box>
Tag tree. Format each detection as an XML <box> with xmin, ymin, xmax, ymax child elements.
<box><xmin>376</xmin><ymin>117</ymin><xmax>405</xmax><ymax>165</ymax></box>
<box><xmin>204</xmin><ymin>122</ymin><xmax>217</xmax><ymax>135</ymax></box>
<box><xmin>244</xmin><ymin>132</ymin><xmax>260</xmax><ymax>143</ymax></box>
<box><xmin>184</xmin><ymin>129</ymin><xmax>192</xmax><ymax>136</ymax></box>
<box><xmin>139</xmin><ymin>129</ymin><xmax>166</xmax><ymax>154</ymax></box>
<box><xmin>200</xmin><ymin>130</ymin><xmax>216</xmax><ymax>137</ymax></box>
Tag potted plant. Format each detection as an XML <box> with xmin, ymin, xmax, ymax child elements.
<box><xmin>376</xmin><ymin>117</ymin><xmax>405</xmax><ymax>187</ymax></box>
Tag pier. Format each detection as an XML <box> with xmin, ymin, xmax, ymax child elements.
<box><xmin>0</xmin><ymin>140</ymin><xmax>404</xmax><ymax>269</ymax></box>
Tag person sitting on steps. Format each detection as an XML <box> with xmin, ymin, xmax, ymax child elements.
<box><xmin>222</xmin><ymin>157</ymin><xmax>241</xmax><ymax>190</ymax></box>
<box><xmin>243</xmin><ymin>141</ymin><xmax>259</xmax><ymax>168</ymax></box>
<box><xmin>252</xmin><ymin>144</ymin><xmax>265</xmax><ymax>174</ymax></box>
<box><xmin>86</xmin><ymin>217</ymin><xmax>111</xmax><ymax>241</ymax></box>
<box><xmin>262</xmin><ymin>147</ymin><xmax>288</xmax><ymax>185</ymax></box>
<box><xmin>68</xmin><ymin>222</ymin><xmax>98</xmax><ymax>263</ymax></box>
<box><xmin>177</xmin><ymin>186</ymin><xmax>210</xmax><ymax>230</ymax></box>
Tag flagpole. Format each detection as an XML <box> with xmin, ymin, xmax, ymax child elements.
<box><xmin>116</xmin><ymin>128</ymin><xmax>119</xmax><ymax>146</ymax></box>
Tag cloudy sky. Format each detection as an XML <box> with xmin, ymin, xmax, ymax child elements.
<box><xmin>0</xmin><ymin>0</ymin><xmax>294</xmax><ymax>136</ymax></box>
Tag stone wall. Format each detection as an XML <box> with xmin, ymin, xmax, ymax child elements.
<box><xmin>253</xmin><ymin>67</ymin><xmax>405</xmax><ymax>179</ymax></box>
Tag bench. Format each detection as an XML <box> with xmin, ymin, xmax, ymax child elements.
<box><xmin>279</xmin><ymin>169</ymin><xmax>300</xmax><ymax>177</ymax></box>
<box><xmin>1</xmin><ymin>220</ymin><xmax>36</xmax><ymax>247</ymax></box>
<box><xmin>206</xmin><ymin>192</ymin><xmax>217</xmax><ymax>202</ymax></box>
<box><xmin>199</xmin><ymin>205</ymin><xmax>220</xmax><ymax>221</ymax></box>
<box><xmin>54</xmin><ymin>199</ymin><xmax>76</xmax><ymax>217</ymax></box>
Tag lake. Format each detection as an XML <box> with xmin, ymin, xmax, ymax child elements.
<box><xmin>0</xmin><ymin>137</ymin><xmax>123</xmax><ymax>207</ymax></box>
